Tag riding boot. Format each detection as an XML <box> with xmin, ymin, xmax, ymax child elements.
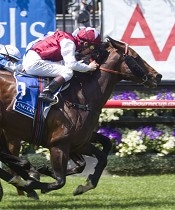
<box><xmin>39</xmin><ymin>75</ymin><xmax>65</xmax><ymax>103</ymax></box>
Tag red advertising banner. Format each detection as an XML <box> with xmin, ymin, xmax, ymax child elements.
<box><xmin>104</xmin><ymin>100</ymin><xmax>175</xmax><ymax>109</ymax></box>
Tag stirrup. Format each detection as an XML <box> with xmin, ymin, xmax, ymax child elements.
<box><xmin>38</xmin><ymin>92</ymin><xmax>57</xmax><ymax>103</ymax></box>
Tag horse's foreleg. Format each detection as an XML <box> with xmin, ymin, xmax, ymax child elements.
<box><xmin>0</xmin><ymin>151</ymin><xmax>38</xmax><ymax>181</ymax></box>
<box><xmin>3</xmin><ymin>134</ymin><xmax>40</xmax><ymax>181</ymax></box>
<box><xmin>67</xmin><ymin>153</ymin><xmax>86</xmax><ymax>176</ymax></box>
<box><xmin>40</xmin><ymin>145</ymin><xmax>69</xmax><ymax>194</ymax></box>
<box><xmin>6</xmin><ymin>138</ymin><xmax>25</xmax><ymax>196</ymax></box>
<box><xmin>73</xmin><ymin>132</ymin><xmax>111</xmax><ymax>196</ymax></box>
<box><xmin>0</xmin><ymin>167</ymin><xmax>39</xmax><ymax>200</ymax></box>
<box><xmin>37</xmin><ymin>154</ymin><xmax>85</xmax><ymax>177</ymax></box>
<box><xmin>91</xmin><ymin>132</ymin><xmax>112</xmax><ymax>155</ymax></box>
<box><xmin>68</xmin><ymin>131</ymin><xmax>111</xmax><ymax>178</ymax></box>
<box><xmin>0</xmin><ymin>134</ymin><xmax>40</xmax><ymax>199</ymax></box>
<box><xmin>37</xmin><ymin>165</ymin><xmax>56</xmax><ymax>179</ymax></box>
<box><xmin>36</xmin><ymin>153</ymin><xmax>85</xmax><ymax>177</ymax></box>
<box><xmin>86</xmin><ymin>145</ymin><xmax>108</xmax><ymax>186</ymax></box>
<box><xmin>73</xmin><ymin>144</ymin><xmax>107</xmax><ymax>196</ymax></box>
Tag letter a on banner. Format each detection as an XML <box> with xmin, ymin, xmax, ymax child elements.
<box><xmin>102</xmin><ymin>0</ymin><xmax>175</xmax><ymax>80</ymax></box>
<box><xmin>0</xmin><ymin>0</ymin><xmax>56</xmax><ymax>56</ymax></box>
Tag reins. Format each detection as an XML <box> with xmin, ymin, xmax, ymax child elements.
<box><xmin>99</xmin><ymin>42</ymin><xmax>128</xmax><ymax>76</ymax></box>
<box><xmin>99</xmin><ymin>66</ymin><xmax>122</xmax><ymax>74</ymax></box>
<box><xmin>99</xmin><ymin>61</ymin><xmax>148</xmax><ymax>84</ymax></box>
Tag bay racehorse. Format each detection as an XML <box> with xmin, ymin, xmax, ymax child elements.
<box><xmin>0</xmin><ymin>36</ymin><xmax>162</xmax><ymax>195</ymax></box>
<box><xmin>1</xmin><ymin>130</ymin><xmax>112</xmax><ymax>199</ymax></box>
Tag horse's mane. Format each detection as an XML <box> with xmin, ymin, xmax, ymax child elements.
<box><xmin>106</xmin><ymin>36</ymin><xmax>127</xmax><ymax>48</ymax></box>
<box><xmin>75</xmin><ymin>41</ymin><xmax>110</xmax><ymax>67</ymax></box>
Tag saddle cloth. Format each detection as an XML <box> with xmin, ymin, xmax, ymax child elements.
<box><xmin>13</xmin><ymin>73</ymin><xmax>47</xmax><ymax>119</ymax></box>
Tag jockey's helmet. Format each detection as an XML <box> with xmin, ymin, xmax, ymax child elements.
<box><xmin>0</xmin><ymin>45</ymin><xmax>21</xmax><ymax>61</ymax></box>
<box><xmin>76</xmin><ymin>27</ymin><xmax>101</xmax><ymax>44</ymax></box>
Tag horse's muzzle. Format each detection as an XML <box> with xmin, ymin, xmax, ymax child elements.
<box><xmin>144</xmin><ymin>73</ymin><xmax>162</xmax><ymax>88</ymax></box>
<box><xmin>156</xmin><ymin>74</ymin><xmax>162</xmax><ymax>84</ymax></box>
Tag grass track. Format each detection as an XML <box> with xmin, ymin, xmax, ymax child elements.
<box><xmin>1</xmin><ymin>175</ymin><xmax>175</xmax><ymax>210</ymax></box>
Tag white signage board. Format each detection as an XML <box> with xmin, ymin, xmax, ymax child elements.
<box><xmin>102</xmin><ymin>0</ymin><xmax>175</xmax><ymax>80</ymax></box>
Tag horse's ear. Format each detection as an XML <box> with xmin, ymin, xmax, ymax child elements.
<box><xmin>106</xmin><ymin>36</ymin><xmax>116</xmax><ymax>48</ymax></box>
<box><xmin>106</xmin><ymin>36</ymin><xmax>129</xmax><ymax>53</ymax></box>
<box><xmin>106</xmin><ymin>36</ymin><xmax>115</xmax><ymax>42</ymax></box>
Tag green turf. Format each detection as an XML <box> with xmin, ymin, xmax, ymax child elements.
<box><xmin>1</xmin><ymin>175</ymin><xmax>175</xmax><ymax>210</ymax></box>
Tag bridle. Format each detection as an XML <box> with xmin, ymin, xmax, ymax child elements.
<box><xmin>99</xmin><ymin>42</ymin><xmax>128</xmax><ymax>75</ymax></box>
<box><xmin>99</xmin><ymin>41</ymin><xmax>148</xmax><ymax>84</ymax></box>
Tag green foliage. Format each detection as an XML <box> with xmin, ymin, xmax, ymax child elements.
<box><xmin>106</xmin><ymin>154</ymin><xmax>175</xmax><ymax>176</ymax></box>
<box><xmin>25</xmin><ymin>153</ymin><xmax>51</xmax><ymax>168</ymax></box>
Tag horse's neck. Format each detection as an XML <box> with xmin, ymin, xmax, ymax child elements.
<box><xmin>97</xmin><ymin>70</ymin><xmax>120</xmax><ymax>101</ymax></box>
<box><xmin>69</xmin><ymin>70</ymin><xmax>119</xmax><ymax>110</ymax></box>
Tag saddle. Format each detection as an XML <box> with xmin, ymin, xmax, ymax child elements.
<box><xmin>13</xmin><ymin>72</ymin><xmax>70</xmax><ymax>145</ymax></box>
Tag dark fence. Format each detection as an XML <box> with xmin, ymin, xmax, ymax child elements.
<box><xmin>56</xmin><ymin>13</ymin><xmax>100</xmax><ymax>33</ymax></box>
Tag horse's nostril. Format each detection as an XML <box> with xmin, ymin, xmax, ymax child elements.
<box><xmin>156</xmin><ymin>74</ymin><xmax>162</xmax><ymax>83</ymax></box>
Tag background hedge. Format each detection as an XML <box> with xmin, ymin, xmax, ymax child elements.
<box><xmin>106</xmin><ymin>154</ymin><xmax>175</xmax><ymax>176</ymax></box>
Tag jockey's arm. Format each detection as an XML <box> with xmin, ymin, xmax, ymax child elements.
<box><xmin>60</xmin><ymin>39</ymin><xmax>95</xmax><ymax>72</ymax></box>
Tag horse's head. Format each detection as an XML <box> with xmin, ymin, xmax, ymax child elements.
<box><xmin>98</xmin><ymin>36</ymin><xmax>162</xmax><ymax>88</ymax></box>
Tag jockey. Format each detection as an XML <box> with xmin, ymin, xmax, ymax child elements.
<box><xmin>22</xmin><ymin>27</ymin><xmax>102</xmax><ymax>103</ymax></box>
<box><xmin>0</xmin><ymin>45</ymin><xmax>22</xmax><ymax>72</ymax></box>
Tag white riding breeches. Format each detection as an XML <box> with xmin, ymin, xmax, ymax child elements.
<box><xmin>22</xmin><ymin>50</ymin><xmax>73</xmax><ymax>82</ymax></box>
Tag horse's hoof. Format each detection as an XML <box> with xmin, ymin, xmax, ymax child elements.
<box><xmin>27</xmin><ymin>190</ymin><xmax>39</xmax><ymax>200</ymax></box>
<box><xmin>73</xmin><ymin>185</ymin><xmax>84</xmax><ymax>196</ymax></box>
<box><xmin>73</xmin><ymin>180</ymin><xmax>95</xmax><ymax>196</ymax></box>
